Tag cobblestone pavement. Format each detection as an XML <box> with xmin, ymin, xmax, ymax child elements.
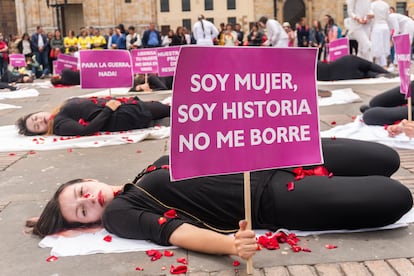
<box><xmin>0</xmin><ymin>80</ymin><xmax>413</xmax><ymax>275</ymax></box>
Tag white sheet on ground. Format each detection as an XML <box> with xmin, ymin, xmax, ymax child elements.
<box><xmin>0</xmin><ymin>125</ymin><xmax>170</xmax><ymax>152</ymax></box>
<box><xmin>0</xmin><ymin>88</ymin><xmax>39</xmax><ymax>100</ymax></box>
<box><xmin>0</xmin><ymin>103</ymin><xmax>21</xmax><ymax>110</ymax></box>
<box><xmin>318</xmin><ymin>88</ymin><xmax>361</xmax><ymax>106</ymax></box>
<box><xmin>39</xmin><ymin>207</ymin><xmax>414</xmax><ymax>257</ymax></box>
<box><xmin>321</xmin><ymin>115</ymin><xmax>414</xmax><ymax>149</ymax></box>
<box><xmin>317</xmin><ymin>75</ymin><xmax>411</xmax><ymax>87</ymax></box>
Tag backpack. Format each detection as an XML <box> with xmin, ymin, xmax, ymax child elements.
<box><xmin>336</xmin><ymin>25</ymin><xmax>342</xmax><ymax>38</ymax></box>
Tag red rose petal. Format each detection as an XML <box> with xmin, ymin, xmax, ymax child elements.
<box><xmin>164</xmin><ymin>250</ymin><xmax>174</xmax><ymax>257</ymax></box>
<box><xmin>136</xmin><ymin>149</ymin><xmax>142</xmax><ymax>154</ymax></box>
<box><xmin>67</xmin><ymin>148</ymin><xmax>73</xmax><ymax>153</ymax></box>
<box><xmin>146</xmin><ymin>249</ymin><xmax>163</xmax><ymax>261</ymax></box>
<box><xmin>325</xmin><ymin>244</ymin><xmax>337</xmax><ymax>249</ymax></box>
<box><xmin>302</xmin><ymin>248</ymin><xmax>312</xmax><ymax>252</ymax></box>
<box><xmin>331</xmin><ymin>136</ymin><xmax>336</xmax><ymax>140</ymax></box>
<box><xmin>331</xmin><ymin>121</ymin><xmax>336</xmax><ymax>125</ymax></box>
<box><xmin>46</xmin><ymin>255</ymin><xmax>58</xmax><ymax>262</ymax></box>
<box><xmin>164</xmin><ymin>209</ymin><xmax>177</xmax><ymax>218</ymax></box>
<box><xmin>29</xmin><ymin>150</ymin><xmax>36</xmax><ymax>155</ymax></box>
<box><xmin>176</xmin><ymin>257</ymin><xmax>188</xmax><ymax>265</ymax></box>
<box><xmin>158</xmin><ymin>217</ymin><xmax>167</xmax><ymax>225</ymax></box>
<box><xmin>291</xmin><ymin>245</ymin><xmax>302</xmax><ymax>252</ymax></box>
<box><xmin>170</xmin><ymin>265</ymin><xmax>187</xmax><ymax>274</ymax></box>
<box><xmin>233</xmin><ymin>260</ymin><xmax>240</xmax><ymax>267</ymax></box>
<box><xmin>8</xmin><ymin>153</ymin><xmax>16</xmax><ymax>156</ymax></box>
<box><xmin>287</xmin><ymin>182</ymin><xmax>295</xmax><ymax>191</ymax></box>
<box><xmin>135</xmin><ymin>266</ymin><xmax>144</xmax><ymax>271</ymax></box>
<box><xmin>103</xmin><ymin>235</ymin><xmax>112</xmax><ymax>242</ymax></box>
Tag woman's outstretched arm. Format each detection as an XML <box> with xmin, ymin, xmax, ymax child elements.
<box><xmin>169</xmin><ymin>220</ymin><xmax>257</xmax><ymax>260</ymax></box>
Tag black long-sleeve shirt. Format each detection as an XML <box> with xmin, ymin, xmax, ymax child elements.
<box><xmin>53</xmin><ymin>97</ymin><xmax>153</xmax><ymax>136</ymax></box>
<box><xmin>103</xmin><ymin>156</ymin><xmax>275</xmax><ymax>245</ymax></box>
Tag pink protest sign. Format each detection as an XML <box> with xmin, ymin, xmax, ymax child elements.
<box><xmin>79</xmin><ymin>50</ymin><xmax>133</xmax><ymax>89</ymax></box>
<box><xmin>170</xmin><ymin>47</ymin><xmax>322</xmax><ymax>180</ymax></box>
<box><xmin>328</xmin><ymin>37</ymin><xmax>349</xmax><ymax>62</ymax></box>
<box><xmin>55</xmin><ymin>54</ymin><xmax>78</xmax><ymax>75</ymax></box>
<box><xmin>157</xmin><ymin>46</ymin><xmax>181</xmax><ymax>76</ymax></box>
<box><xmin>9</xmin><ymin>54</ymin><xmax>26</xmax><ymax>67</ymax></box>
<box><xmin>131</xmin><ymin>49</ymin><xmax>158</xmax><ymax>74</ymax></box>
<box><xmin>393</xmin><ymin>34</ymin><xmax>411</xmax><ymax>98</ymax></box>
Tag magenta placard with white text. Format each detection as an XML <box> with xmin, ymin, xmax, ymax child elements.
<box><xmin>9</xmin><ymin>54</ymin><xmax>26</xmax><ymax>67</ymax></box>
<box><xmin>157</xmin><ymin>46</ymin><xmax>181</xmax><ymax>76</ymax></box>
<box><xmin>328</xmin><ymin>37</ymin><xmax>349</xmax><ymax>62</ymax></box>
<box><xmin>170</xmin><ymin>47</ymin><xmax>322</xmax><ymax>180</ymax></box>
<box><xmin>79</xmin><ymin>50</ymin><xmax>133</xmax><ymax>89</ymax></box>
<box><xmin>131</xmin><ymin>49</ymin><xmax>159</xmax><ymax>74</ymax></box>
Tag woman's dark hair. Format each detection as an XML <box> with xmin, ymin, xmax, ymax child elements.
<box><xmin>51</xmin><ymin>76</ymin><xmax>63</xmax><ymax>86</ymax></box>
<box><xmin>259</xmin><ymin>16</ymin><xmax>268</xmax><ymax>25</ymax></box>
<box><xmin>16</xmin><ymin>112</ymin><xmax>41</xmax><ymax>136</ymax></box>
<box><xmin>33</xmin><ymin>179</ymin><xmax>97</xmax><ymax>237</ymax></box>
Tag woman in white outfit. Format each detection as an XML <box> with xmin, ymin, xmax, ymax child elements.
<box><xmin>192</xmin><ymin>15</ymin><xmax>219</xmax><ymax>46</ymax></box>
<box><xmin>370</xmin><ymin>0</ymin><xmax>390</xmax><ymax>67</ymax></box>
<box><xmin>258</xmin><ymin>16</ymin><xmax>288</xmax><ymax>47</ymax></box>
<box><xmin>388</xmin><ymin>12</ymin><xmax>414</xmax><ymax>44</ymax></box>
<box><xmin>347</xmin><ymin>0</ymin><xmax>373</xmax><ymax>61</ymax></box>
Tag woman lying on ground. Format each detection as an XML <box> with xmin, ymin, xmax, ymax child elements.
<box><xmin>0</xmin><ymin>70</ymin><xmax>33</xmax><ymax>90</ymax></box>
<box><xmin>317</xmin><ymin>55</ymin><xmax>396</xmax><ymax>81</ymax></box>
<box><xmin>16</xmin><ymin>96</ymin><xmax>170</xmax><ymax>136</ymax></box>
<box><xmin>130</xmin><ymin>74</ymin><xmax>173</xmax><ymax>92</ymax></box>
<box><xmin>360</xmin><ymin>81</ymin><xmax>414</xmax><ymax>135</ymax></box>
<box><xmin>50</xmin><ymin>69</ymin><xmax>80</xmax><ymax>86</ymax></box>
<box><xmin>29</xmin><ymin>138</ymin><xmax>412</xmax><ymax>260</ymax></box>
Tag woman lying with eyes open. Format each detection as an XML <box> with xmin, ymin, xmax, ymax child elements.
<box><xmin>27</xmin><ymin>138</ymin><xmax>413</xmax><ymax>259</ymax></box>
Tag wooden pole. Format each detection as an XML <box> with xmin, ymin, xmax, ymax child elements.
<box><xmin>408</xmin><ymin>97</ymin><xmax>412</xmax><ymax>122</ymax></box>
<box><xmin>244</xmin><ymin>171</ymin><xmax>253</xmax><ymax>274</ymax></box>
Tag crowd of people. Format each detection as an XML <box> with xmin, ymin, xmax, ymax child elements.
<box><xmin>0</xmin><ymin>1</ymin><xmax>412</xmax><ymax>81</ymax></box>
<box><xmin>2</xmin><ymin>1</ymin><xmax>414</xmax><ymax>262</ymax></box>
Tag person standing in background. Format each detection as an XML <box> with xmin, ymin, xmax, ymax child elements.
<box><xmin>258</xmin><ymin>16</ymin><xmax>288</xmax><ymax>47</ymax></box>
<box><xmin>31</xmin><ymin>26</ymin><xmax>49</xmax><ymax>79</ymax></box>
<box><xmin>370</xmin><ymin>0</ymin><xmax>390</xmax><ymax>68</ymax></box>
<box><xmin>192</xmin><ymin>15</ymin><xmax>219</xmax><ymax>46</ymax></box>
<box><xmin>346</xmin><ymin>0</ymin><xmax>373</xmax><ymax>61</ymax></box>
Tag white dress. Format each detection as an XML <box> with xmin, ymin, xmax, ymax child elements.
<box><xmin>370</xmin><ymin>0</ymin><xmax>390</xmax><ymax>66</ymax></box>
<box><xmin>193</xmin><ymin>19</ymin><xmax>219</xmax><ymax>46</ymax></box>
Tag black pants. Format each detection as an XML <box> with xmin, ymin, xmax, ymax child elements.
<box><xmin>317</xmin><ymin>55</ymin><xmax>389</xmax><ymax>81</ymax></box>
<box><xmin>141</xmin><ymin>101</ymin><xmax>170</xmax><ymax>120</ymax></box>
<box><xmin>262</xmin><ymin>138</ymin><xmax>412</xmax><ymax>231</ymax></box>
<box><xmin>363</xmin><ymin>82</ymin><xmax>414</xmax><ymax>125</ymax></box>
<box><xmin>0</xmin><ymin>82</ymin><xmax>16</xmax><ymax>90</ymax></box>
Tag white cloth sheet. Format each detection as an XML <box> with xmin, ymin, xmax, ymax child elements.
<box><xmin>318</xmin><ymin>88</ymin><xmax>361</xmax><ymax>106</ymax></box>
<box><xmin>321</xmin><ymin>115</ymin><xmax>414</xmax><ymax>149</ymax></box>
<box><xmin>317</xmin><ymin>75</ymin><xmax>412</xmax><ymax>87</ymax></box>
<box><xmin>0</xmin><ymin>88</ymin><xmax>39</xmax><ymax>100</ymax></box>
<box><xmin>0</xmin><ymin>103</ymin><xmax>21</xmax><ymax>110</ymax></box>
<box><xmin>0</xmin><ymin>125</ymin><xmax>170</xmax><ymax>152</ymax></box>
<box><xmin>40</xmin><ymin>207</ymin><xmax>414</xmax><ymax>257</ymax></box>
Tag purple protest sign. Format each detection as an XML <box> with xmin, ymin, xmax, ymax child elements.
<box><xmin>131</xmin><ymin>49</ymin><xmax>159</xmax><ymax>74</ymax></box>
<box><xmin>79</xmin><ymin>50</ymin><xmax>133</xmax><ymax>89</ymax></box>
<box><xmin>9</xmin><ymin>54</ymin><xmax>26</xmax><ymax>67</ymax></box>
<box><xmin>55</xmin><ymin>54</ymin><xmax>78</xmax><ymax>75</ymax></box>
<box><xmin>328</xmin><ymin>38</ymin><xmax>349</xmax><ymax>62</ymax></box>
<box><xmin>157</xmin><ymin>46</ymin><xmax>181</xmax><ymax>76</ymax></box>
<box><xmin>170</xmin><ymin>47</ymin><xmax>322</xmax><ymax>180</ymax></box>
<box><xmin>393</xmin><ymin>34</ymin><xmax>411</xmax><ymax>98</ymax></box>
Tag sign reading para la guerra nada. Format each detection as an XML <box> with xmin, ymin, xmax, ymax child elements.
<box><xmin>170</xmin><ymin>47</ymin><xmax>322</xmax><ymax>180</ymax></box>
<box><xmin>79</xmin><ymin>50</ymin><xmax>133</xmax><ymax>89</ymax></box>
